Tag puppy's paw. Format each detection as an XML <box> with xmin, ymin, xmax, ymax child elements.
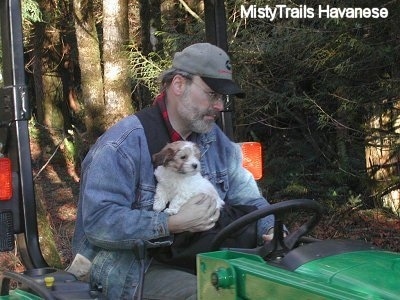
<box><xmin>164</xmin><ymin>207</ymin><xmax>178</xmax><ymax>215</ymax></box>
<box><xmin>153</xmin><ymin>198</ymin><xmax>166</xmax><ymax>212</ymax></box>
<box><xmin>153</xmin><ymin>202</ymin><xmax>165</xmax><ymax>211</ymax></box>
<box><xmin>216</xmin><ymin>197</ymin><xmax>224</xmax><ymax>209</ymax></box>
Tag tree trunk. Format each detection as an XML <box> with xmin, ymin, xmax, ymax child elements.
<box><xmin>365</xmin><ymin>107</ymin><xmax>400</xmax><ymax>215</ymax></box>
<box><xmin>73</xmin><ymin>0</ymin><xmax>105</xmax><ymax>142</ymax></box>
<box><xmin>102</xmin><ymin>0</ymin><xmax>133</xmax><ymax>128</ymax></box>
<box><xmin>365</xmin><ymin>13</ymin><xmax>400</xmax><ymax>216</ymax></box>
<box><xmin>31</xmin><ymin>19</ymin><xmax>64</xmax><ymax>130</ymax></box>
<box><xmin>30</xmin><ymin>22</ymin><xmax>45</xmax><ymax>125</ymax></box>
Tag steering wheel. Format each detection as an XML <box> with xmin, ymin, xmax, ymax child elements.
<box><xmin>210</xmin><ymin>199</ymin><xmax>322</xmax><ymax>259</ymax></box>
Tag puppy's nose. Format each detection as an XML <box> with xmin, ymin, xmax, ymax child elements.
<box><xmin>192</xmin><ymin>163</ymin><xmax>198</xmax><ymax>169</ymax></box>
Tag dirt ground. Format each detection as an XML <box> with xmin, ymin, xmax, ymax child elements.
<box><xmin>1</xmin><ymin>133</ymin><xmax>400</xmax><ymax>273</ymax></box>
<box><xmin>0</xmin><ymin>136</ymin><xmax>80</xmax><ymax>272</ymax></box>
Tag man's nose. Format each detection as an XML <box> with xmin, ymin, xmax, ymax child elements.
<box><xmin>212</xmin><ymin>99</ymin><xmax>224</xmax><ymax>111</ymax></box>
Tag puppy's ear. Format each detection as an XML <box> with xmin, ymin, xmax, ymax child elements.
<box><xmin>152</xmin><ymin>152</ymin><xmax>163</xmax><ymax>166</ymax></box>
<box><xmin>153</xmin><ymin>143</ymin><xmax>170</xmax><ymax>166</ymax></box>
<box><xmin>152</xmin><ymin>147</ymin><xmax>175</xmax><ymax>166</ymax></box>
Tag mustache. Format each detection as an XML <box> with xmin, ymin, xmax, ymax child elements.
<box><xmin>205</xmin><ymin>110</ymin><xmax>221</xmax><ymax>119</ymax></box>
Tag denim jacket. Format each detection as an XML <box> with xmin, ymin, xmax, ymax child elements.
<box><xmin>72</xmin><ymin>113</ymin><xmax>273</xmax><ymax>299</ymax></box>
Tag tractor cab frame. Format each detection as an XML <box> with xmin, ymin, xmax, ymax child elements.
<box><xmin>2</xmin><ymin>1</ymin><xmax>400</xmax><ymax>299</ymax></box>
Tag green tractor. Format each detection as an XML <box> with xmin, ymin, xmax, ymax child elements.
<box><xmin>1</xmin><ymin>0</ymin><xmax>399</xmax><ymax>299</ymax></box>
<box><xmin>196</xmin><ymin>199</ymin><xmax>400</xmax><ymax>299</ymax></box>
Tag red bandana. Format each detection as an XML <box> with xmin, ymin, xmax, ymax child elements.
<box><xmin>153</xmin><ymin>92</ymin><xmax>183</xmax><ymax>142</ymax></box>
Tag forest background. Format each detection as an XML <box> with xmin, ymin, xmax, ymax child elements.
<box><xmin>1</xmin><ymin>0</ymin><xmax>400</xmax><ymax>269</ymax></box>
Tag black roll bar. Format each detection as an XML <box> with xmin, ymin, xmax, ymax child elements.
<box><xmin>0</xmin><ymin>0</ymin><xmax>48</xmax><ymax>268</ymax></box>
<box><xmin>204</xmin><ymin>0</ymin><xmax>235</xmax><ymax>140</ymax></box>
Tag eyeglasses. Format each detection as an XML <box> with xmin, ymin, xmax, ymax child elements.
<box><xmin>190</xmin><ymin>80</ymin><xmax>223</xmax><ymax>104</ymax></box>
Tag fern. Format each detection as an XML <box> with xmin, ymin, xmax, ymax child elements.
<box><xmin>22</xmin><ymin>0</ymin><xmax>43</xmax><ymax>23</ymax></box>
<box><xmin>127</xmin><ymin>46</ymin><xmax>171</xmax><ymax>96</ymax></box>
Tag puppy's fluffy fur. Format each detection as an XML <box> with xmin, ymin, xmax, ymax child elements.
<box><xmin>152</xmin><ymin>141</ymin><xmax>224</xmax><ymax>215</ymax></box>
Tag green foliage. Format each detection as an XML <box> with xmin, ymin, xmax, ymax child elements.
<box><xmin>127</xmin><ymin>2</ymin><xmax>206</xmax><ymax>98</ymax></box>
<box><xmin>126</xmin><ymin>1</ymin><xmax>400</xmax><ymax>207</ymax></box>
<box><xmin>227</xmin><ymin>0</ymin><xmax>400</xmax><ymax>204</ymax></box>
<box><xmin>63</xmin><ymin>133</ymin><xmax>76</xmax><ymax>163</ymax></box>
<box><xmin>22</xmin><ymin>0</ymin><xmax>42</xmax><ymax>23</ymax></box>
<box><xmin>128</xmin><ymin>48</ymin><xmax>169</xmax><ymax>96</ymax></box>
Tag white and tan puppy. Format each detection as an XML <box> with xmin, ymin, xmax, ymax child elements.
<box><xmin>152</xmin><ymin>141</ymin><xmax>224</xmax><ymax>215</ymax></box>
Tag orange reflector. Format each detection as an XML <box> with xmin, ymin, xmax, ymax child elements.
<box><xmin>0</xmin><ymin>157</ymin><xmax>13</xmax><ymax>200</ymax></box>
<box><xmin>240</xmin><ymin>142</ymin><xmax>263</xmax><ymax>180</ymax></box>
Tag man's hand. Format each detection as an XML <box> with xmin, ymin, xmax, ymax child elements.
<box><xmin>262</xmin><ymin>228</ymin><xmax>288</xmax><ymax>242</ymax></box>
<box><xmin>167</xmin><ymin>194</ymin><xmax>220</xmax><ymax>233</ymax></box>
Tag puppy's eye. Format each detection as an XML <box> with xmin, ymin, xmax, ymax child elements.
<box><xmin>180</xmin><ymin>155</ymin><xmax>187</xmax><ymax>160</ymax></box>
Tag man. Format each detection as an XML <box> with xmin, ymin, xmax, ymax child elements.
<box><xmin>71</xmin><ymin>43</ymin><xmax>274</xmax><ymax>299</ymax></box>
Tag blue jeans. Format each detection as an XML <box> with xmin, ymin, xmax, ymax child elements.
<box><xmin>142</xmin><ymin>261</ymin><xmax>197</xmax><ymax>300</ymax></box>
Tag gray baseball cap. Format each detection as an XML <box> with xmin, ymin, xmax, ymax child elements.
<box><xmin>172</xmin><ymin>43</ymin><xmax>245</xmax><ymax>98</ymax></box>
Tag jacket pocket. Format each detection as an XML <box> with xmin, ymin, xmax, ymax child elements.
<box><xmin>133</xmin><ymin>183</ymin><xmax>156</xmax><ymax>209</ymax></box>
<box><xmin>91</xmin><ymin>249</ymin><xmax>139</xmax><ymax>299</ymax></box>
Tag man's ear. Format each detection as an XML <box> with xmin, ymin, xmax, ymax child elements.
<box><xmin>170</xmin><ymin>74</ymin><xmax>187</xmax><ymax>96</ymax></box>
